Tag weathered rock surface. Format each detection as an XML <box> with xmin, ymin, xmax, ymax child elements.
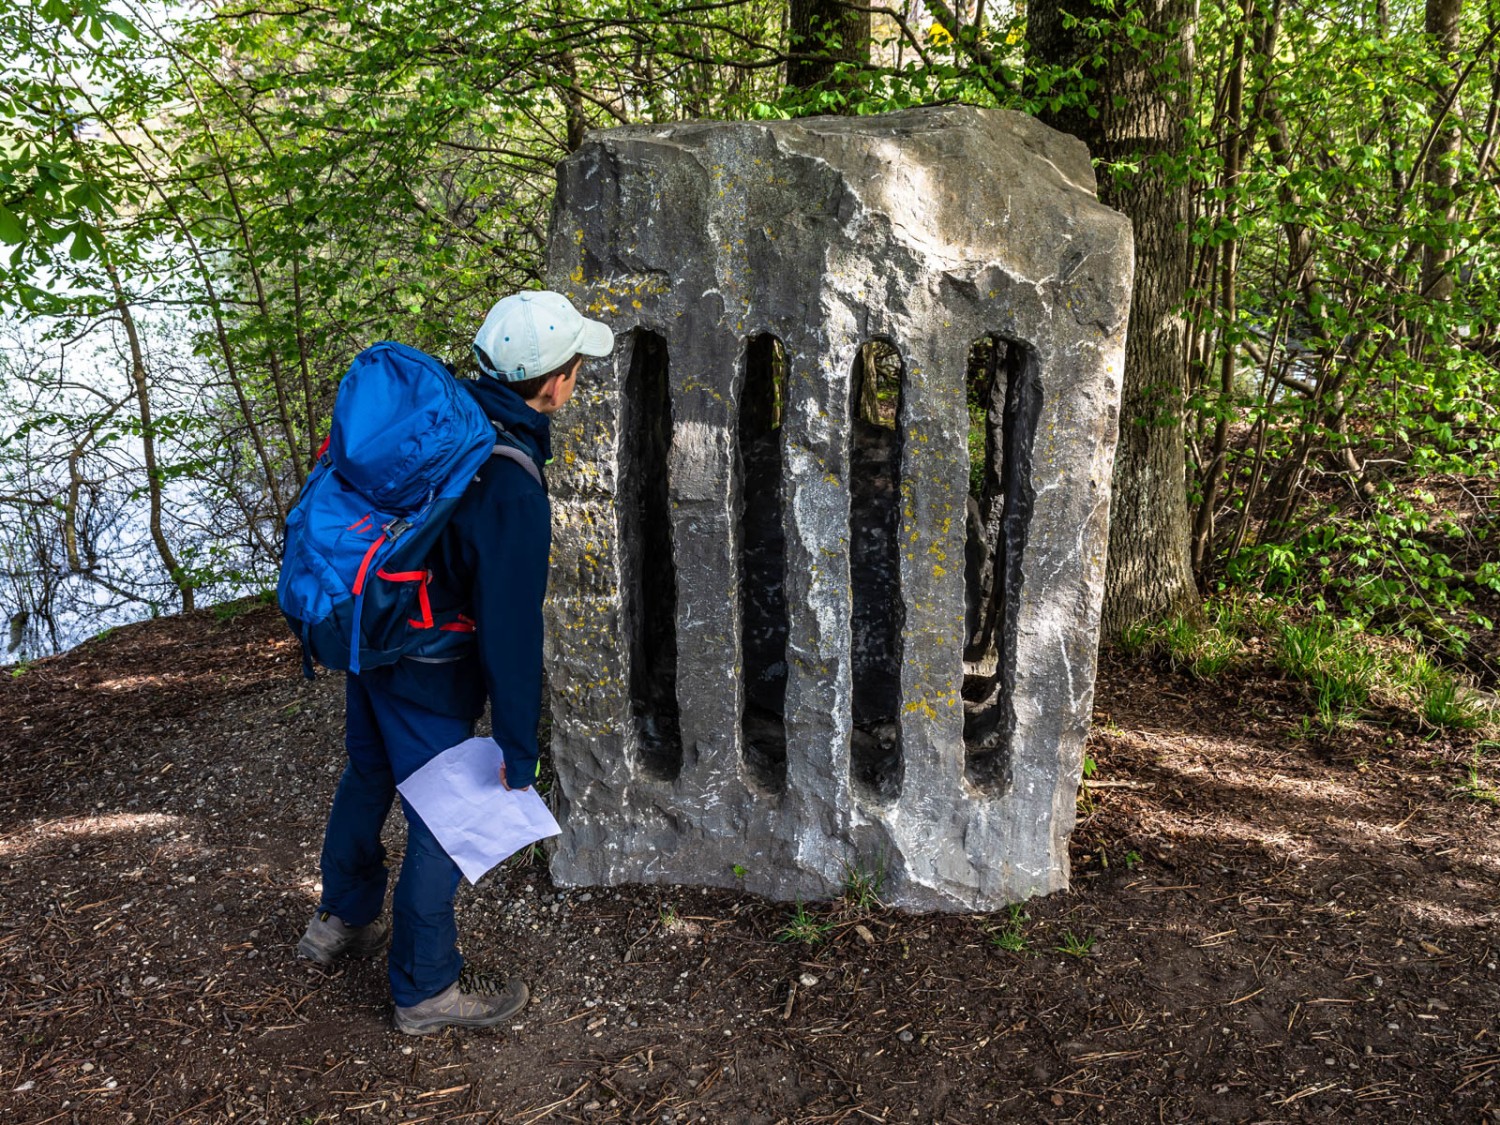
<box><xmin>542</xmin><ymin>106</ymin><xmax>1132</xmax><ymax>910</ymax></box>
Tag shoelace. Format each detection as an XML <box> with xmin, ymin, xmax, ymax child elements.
<box><xmin>456</xmin><ymin>966</ymin><xmax>510</xmax><ymax>997</ymax></box>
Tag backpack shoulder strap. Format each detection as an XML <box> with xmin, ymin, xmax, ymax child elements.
<box><xmin>492</xmin><ymin>442</ymin><xmax>543</xmax><ymax>486</ymax></box>
<box><xmin>489</xmin><ymin>421</ymin><xmax>543</xmax><ymax>486</ymax></box>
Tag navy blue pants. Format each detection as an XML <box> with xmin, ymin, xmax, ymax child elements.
<box><xmin>316</xmin><ymin>674</ymin><xmax>472</xmax><ymax>1007</ymax></box>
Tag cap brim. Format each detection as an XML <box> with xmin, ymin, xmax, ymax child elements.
<box><xmin>576</xmin><ymin>318</ymin><xmax>615</xmax><ymax>358</ymax></box>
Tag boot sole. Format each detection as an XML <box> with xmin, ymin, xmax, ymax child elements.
<box><xmin>296</xmin><ymin>926</ymin><xmax>389</xmax><ymax>967</ymax></box>
<box><xmin>394</xmin><ymin>986</ymin><xmax>529</xmax><ymax>1036</ymax></box>
<box><xmin>295</xmin><ymin>939</ymin><xmax>337</xmax><ymax>967</ymax></box>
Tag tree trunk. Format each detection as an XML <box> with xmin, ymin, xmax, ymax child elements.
<box><xmin>1191</xmin><ymin>0</ymin><xmax>1249</xmax><ymax>575</ymax></box>
<box><xmin>1027</xmin><ymin>0</ymin><xmax>1201</xmax><ymax>632</ymax></box>
<box><xmin>786</xmin><ymin>0</ymin><xmax>870</xmax><ymax>92</ymax></box>
<box><xmin>1421</xmin><ymin>0</ymin><xmax>1463</xmax><ymax>305</ymax></box>
<box><xmin>103</xmin><ymin>259</ymin><xmax>195</xmax><ymax>613</ymax></box>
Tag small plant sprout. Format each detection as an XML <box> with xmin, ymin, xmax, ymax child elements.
<box><xmin>1054</xmin><ymin>930</ymin><xmax>1096</xmax><ymax>959</ymax></box>
<box><xmin>1076</xmin><ymin>754</ymin><xmax>1099</xmax><ymax>813</ymax></box>
<box><xmin>839</xmin><ymin>858</ymin><xmax>885</xmax><ymax>913</ymax></box>
<box><xmin>1118</xmin><ymin>620</ymin><xmax>1153</xmax><ymax>655</ymax></box>
<box><xmin>510</xmin><ymin>841</ymin><xmax>545</xmax><ymax>868</ymax></box>
<box><xmin>777</xmin><ymin>899</ymin><xmax>833</xmax><ymax>946</ymax></box>
<box><xmin>988</xmin><ymin>903</ymin><xmax>1029</xmax><ymax>954</ymax></box>
<box><xmin>658</xmin><ymin>902</ymin><xmax>680</xmax><ymax>929</ymax></box>
<box><xmin>732</xmin><ymin>863</ymin><xmax>748</xmax><ymax>879</ymax></box>
<box><xmin>1124</xmin><ymin>849</ymin><xmax>1143</xmax><ymax>871</ymax></box>
<box><xmin>1456</xmin><ymin>745</ymin><xmax>1499</xmax><ymax>806</ymax></box>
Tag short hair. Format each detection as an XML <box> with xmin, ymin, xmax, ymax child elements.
<box><xmin>496</xmin><ymin>356</ymin><xmax>578</xmax><ymax>401</ymax></box>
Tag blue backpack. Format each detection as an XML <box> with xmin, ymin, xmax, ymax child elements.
<box><xmin>277</xmin><ymin>341</ymin><xmax>540</xmax><ymax>677</ymax></box>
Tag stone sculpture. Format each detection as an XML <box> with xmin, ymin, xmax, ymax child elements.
<box><xmin>542</xmin><ymin>105</ymin><xmax>1133</xmax><ymax>910</ymax></box>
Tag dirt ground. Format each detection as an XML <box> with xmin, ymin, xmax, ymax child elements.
<box><xmin>1</xmin><ymin>602</ymin><xmax>1497</xmax><ymax>1124</ymax></box>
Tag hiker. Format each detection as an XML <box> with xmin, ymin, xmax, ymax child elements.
<box><xmin>295</xmin><ymin>291</ymin><xmax>614</xmax><ymax>1035</ymax></box>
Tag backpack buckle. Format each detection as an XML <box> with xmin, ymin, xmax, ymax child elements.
<box><xmin>382</xmin><ymin>516</ymin><xmax>411</xmax><ymax>540</ymax></box>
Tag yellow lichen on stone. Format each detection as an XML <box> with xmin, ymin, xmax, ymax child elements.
<box><xmin>903</xmin><ymin>699</ymin><xmax>939</xmax><ymax>720</ymax></box>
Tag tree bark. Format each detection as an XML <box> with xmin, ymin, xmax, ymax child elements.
<box><xmin>786</xmin><ymin>0</ymin><xmax>870</xmax><ymax>92</ymax></box>
<box><xmin>1421</xmin><ymin>0</ymin><xmax>1463</xmax><ymax>304</ymax></box>
<box><xmin>103</xmin><ymin>259</ymin><xmax>195</xmax><ymax>613</ymax></box>
<box><xmin>1191</xmin><ymin>0</ymin><xmax>1249</xmax><ymax>574</ymax></box>
<box><xmin>1028</xmin><ymin>0</ymin><xmax>1201</xmax><ymax>631</ymax></box>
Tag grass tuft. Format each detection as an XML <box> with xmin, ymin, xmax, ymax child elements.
<box><xmin>1420</xmin><ymin>674</ymin><xmax>1490</xmax><ymax>732</ymax></box>
<box><xmin>777</xmin><ymin>899</ymin><xmax>833</xmax><ymax>946</ymax></box>
<box><xmin>1273</xmin><ymin>618</ymin><xmax>1379</xmax><ymax>730</ymax></box>
<box><xmin>1054</xmin><ymin>930</ymin><xmax>1096</xmax><ymax>958</ymax></box>
<box><xmin>839</xmin><ymin>859</ymin><xmax>885</xmax><ymax>914</ymax></box>
<box><xmin>1120</xmin><ymin>605</ymin><xmax>1247</xmax><ymax>680</ymax></box>
<box><xmin>987</xmin><ymin>903</ymin><xmax>1030</xmax><ymax>954</ymax></box>
<box><xmin>1118</xmin><ymin>595</ymin><xmax>1497</xmax><ymax>744</ymax></box>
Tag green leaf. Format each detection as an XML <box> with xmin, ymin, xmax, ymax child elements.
<box><xmin>68</xmin><ymin>225</ymin><xmax>95</xmax><ymax>261</ymax></box>
<box><xmin>0</xmin><ymin>204</ymin><xmax>24</xmax><ymax>245</ymax></box>
<box><xmin>105</xmin><ymin>12</ymin><xmax>140</xmax><ymax>39</ymax></box>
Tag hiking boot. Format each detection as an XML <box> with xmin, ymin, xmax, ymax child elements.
<box><xmin>296</xmin><ymin>910</ymin><xmax>389</xmax><ymax>966</ymax></box>
<box><xmin>393</xmin><ymin>967</ymin><xmax>529</xmax><ymax>1036</ymax></box>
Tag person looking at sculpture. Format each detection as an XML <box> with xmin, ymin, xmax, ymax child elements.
<box><xmin>295</xmin><ymin>291</ymin><xmax>614</xmax><ymax>1035</ymax></box>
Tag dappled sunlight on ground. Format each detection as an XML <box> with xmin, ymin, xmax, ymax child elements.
<box><xmin>1400</xmin><ymin>898</ymin><xmax>1499</xmax><ymax>930</ymax></box>
<box><xmin>0</xmin><ymin>604</ymin><xmax>1495</xmax><ymax>1122</ymax></box>
<box><xmin>0</xmin><ymin>811</ymin><xmax>183</xmax><ymax>859</ymax></box>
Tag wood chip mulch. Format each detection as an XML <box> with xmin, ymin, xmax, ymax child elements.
<box><xmin>1</xmin><ymin>602</ymin><xmax>1496</xmax><ymax>1124</ymax></box>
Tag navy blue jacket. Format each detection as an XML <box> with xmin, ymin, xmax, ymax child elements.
<box><xmin>365</xmin><ymin>377</ymin><xmax>551</xmax><ymax>788</ymax></box>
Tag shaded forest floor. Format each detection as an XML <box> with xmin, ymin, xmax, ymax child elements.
<box><xmin>1</xmin><ymin>602</ymin><xmax>1497</xmax><ymax>1124</ymax></box>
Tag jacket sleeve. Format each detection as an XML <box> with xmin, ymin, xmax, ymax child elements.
<box><xmin>465</xmin><ymin>473</ymin><xmax>551</xmax><ymax>789</ymax></box>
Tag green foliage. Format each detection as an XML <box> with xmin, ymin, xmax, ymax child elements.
<box><xmin>1455</xmin><ymin>744</ymin><xmax>1499</xmax><ymax>806</ymax></box>
<box><xmin>1120</xmin><ymin>602</ymin><xmax>1248</xmax><ymax>680</ymax></box>
<box><xmin>1274</xmin><ymin>618</ymin><xmax>1378</xmax><ymax>729</ymax></box>
<box><xmin>1225</xmin><ymin>480</ymin><xmax>1498</xmax><ymax>653</ymax></box>
<box><xmin>987</xmin><ymin>903</ymin><xmax>1030</xmax><ymax>954</ymax></box>
<box><xmin>1183</xmin><ymin>0</ymin><xmax>1500</xmax><ymax>659</ymax></box>
<box><xmin>0</xmin><ymin>0</ymin><xmax>139</xmax><ymax>280</ymax></box>
<box><xmin>3</xmin><ymin>0</ymin><xmax>1498</xmax><ymax>671</ymax></box>
<box><xmin>1419</xmin><ymin>671</ymin><xmax>1491</xmax><ymax>733</ymax></box>
<box><xmin>776</xmin><ymin>899</ymin><xmax>833</xmax><ymax>946</ymax></box>
<box><xmin>1121</xmin><ymin>594</ymin><xmax>1493</xmax><ymax>735</ymax></box>
<box><xmin>1054</xmin><ymin>930</ymin><xmax>1096</xmax><ymax>959</ymax></box>
<box><xmin>839</xmin><ymin>858</ymin><xmax>885</xmax><ymax>914</ymax></box>
<box><xmin>210</xmin><ymin>592</ymin><xmax>273</xmax><ymax>624</ymax></box>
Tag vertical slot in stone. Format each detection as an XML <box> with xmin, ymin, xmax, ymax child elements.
<box><xmin>621</xmin><ymin>329</ymin><xmax>682</xmax><ymax>781</ymax></box>
<box><xmin>849</xmin><ymin>340</ymin><xmax>905</xmax><ymax>801</ymax></box>
<box><xmin>962</xmin><ymin>334</ymin><xmax>1041</xmax><ymax>793</ymax></box>
<box><xmin>737</xmin><ymin>334</ymin><xmax>790</xmax><ymax>793</ymax></box>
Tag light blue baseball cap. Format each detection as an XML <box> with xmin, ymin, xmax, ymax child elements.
<box><xmin>472</xmin><ymin>290</ymin><xmax>614</xmax><ymax>382</ymax></box>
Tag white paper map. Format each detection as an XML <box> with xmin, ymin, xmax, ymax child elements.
<box><xmin>396</xmin><ymin>736</ymin><xmax>561</xmax><ymax>884</ymax></box>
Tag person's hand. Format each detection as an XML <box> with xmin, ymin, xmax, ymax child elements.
<box><xmin>498</xmin><ymin>760</ymin><xmax>532</xmax><ymax>792</ymax></box>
